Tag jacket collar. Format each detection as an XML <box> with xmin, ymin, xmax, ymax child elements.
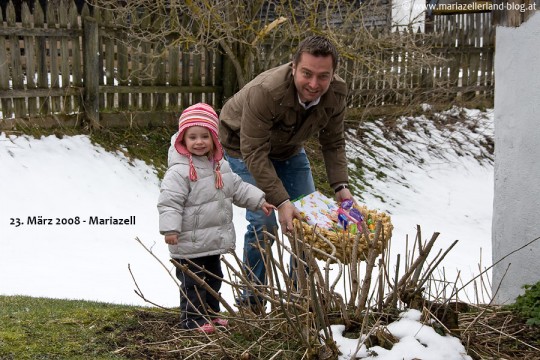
<box><xmin>280</xmin><ymin>67</ymin><xmax>297</xmax><ymax>108</ymax></box>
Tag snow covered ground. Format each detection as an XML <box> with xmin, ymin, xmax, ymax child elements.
<box><xmin>350</xmin><ymin>107</ymin><xmax>494</xmax><ymax>303</ymax></box>
<box><xmin>0</xmin><ymin>107</ymin><xmax>493</xmax><ymax>359</ymax></box>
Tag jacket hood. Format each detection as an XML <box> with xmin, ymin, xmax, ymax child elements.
<box><xmin>168</xmin><ymin>133</ymin><xmax>188</xmax><ymax>167</ymax></box>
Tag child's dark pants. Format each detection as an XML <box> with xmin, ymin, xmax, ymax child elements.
<box><xmin>175</xmin><ymin>254</ymin><xmax>223</xmax><ymax>329</ymax></box>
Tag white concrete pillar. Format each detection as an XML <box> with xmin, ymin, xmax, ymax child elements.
<box><xmin>492</xmin><ymin>12</ymin><xmax>540</xmax><ymax>304</ymax></box>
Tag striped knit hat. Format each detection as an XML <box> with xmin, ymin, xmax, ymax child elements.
<box><xmin>174</xmin><ymin>103</ymin><xmax>224</xmax><ymax>188</ymax></box>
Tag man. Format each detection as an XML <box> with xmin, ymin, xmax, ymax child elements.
<box><xmin>219</xmin><ymin>35</ymin><xmax>353</xmax><ymax>305</ymax></box>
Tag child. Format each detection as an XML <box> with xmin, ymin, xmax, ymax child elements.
<box><xmin>157</xmin><ymin>103</ymin><xmax>275</xmax><ymax>334</ymax></box>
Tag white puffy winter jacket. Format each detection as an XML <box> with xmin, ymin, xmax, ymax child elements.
<box><xmin>157</xmin><ymin>134</ymin><xmax>265</xmax><ymax>259</ymax></box>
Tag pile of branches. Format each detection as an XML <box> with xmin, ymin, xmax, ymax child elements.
<box><xmin>125</xmin><ymin>222</ymin><xmax>539</xmax><ymax>359</ymax></box>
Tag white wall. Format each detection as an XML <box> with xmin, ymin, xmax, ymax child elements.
<box><xmin>492</xmin><ymin>12</ymin><xmax>540</xmax><ymax>304</ymax></box>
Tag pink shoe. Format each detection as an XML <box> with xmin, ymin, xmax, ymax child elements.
<box><xmin>196</xmin><ymin>323</ymin><xmax>215</xmax><ymax>334</ymax></box>
<box><xmin>212</xmin><ymin>318</ymin><xmax>229</xmax><ymax>327</ymax></box>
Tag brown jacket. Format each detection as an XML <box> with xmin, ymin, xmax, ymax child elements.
<box><xmin>219</xmin><ymin>62</ymin><xmax>349</xmax><ymax>206</ymax></box>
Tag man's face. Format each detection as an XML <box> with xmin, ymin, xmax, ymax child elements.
<box><xmin>292</xmin><ymin>53</ymin><xmax>334</xmax><ymax>103</ymax></box>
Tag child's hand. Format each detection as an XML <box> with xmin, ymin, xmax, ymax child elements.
<box><xmin>261</xmin><ymin>201</ymin><xmax>277</xmax><ymax>216</ymax></box>
<box><xmin>164</xmin><ymin>233</ymin><xmax>179</xmax><ymax>245</ymax></box>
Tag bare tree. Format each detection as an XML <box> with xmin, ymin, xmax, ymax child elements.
<box><xmin>90</xmin><ymin>0</ymin><xmax>444</xmax><ymax>105</ymax></box>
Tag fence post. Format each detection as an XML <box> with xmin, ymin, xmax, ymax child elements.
<box><xmin>221</xmin><ymin>53</ymin><xmax>236</xmax><ymax>102</ymax></box>
<box><xmin>83</xmin><ymin>16</ymin><xmax>99</xmax><ymax>128</ymax></box>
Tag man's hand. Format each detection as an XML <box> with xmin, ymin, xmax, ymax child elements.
<box><xmin>335</xmin><ymin>187</ymin><xmax>354</xmax><ymax>204</ymax></box>
<box><xmin>277</xmin><ymin>200</ymin><xmax>301</xmax><ymax>233</ymax></box>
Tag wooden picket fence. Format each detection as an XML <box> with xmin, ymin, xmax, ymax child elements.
<box><xmin>0</xmin><ymin>0</ymin><xmax>495</xmax><ymax>129</ymax></box>
<box><xmin>343</xmin><ymin>11</ymin><xmax>494</xmax><ymax>109</ymax></box>
<box><xmin>432</xmin><ymin>11</ymin><xmax>495</xmax><ymax>100</ymax></box>
<box><xmin>0</xmin><ymin>0</ymin><xmax>223</xmax><ymax>128</ymax></box>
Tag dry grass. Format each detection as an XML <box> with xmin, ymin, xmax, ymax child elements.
<box><xmin>112</xmin><ymin>302</ymin><xmax>540</xmax><ymax>359</ymax></box>
<box><xmin>460</xmin><ymin>306</ymin><xmax>540</xmax><ymax>360</ymax></box>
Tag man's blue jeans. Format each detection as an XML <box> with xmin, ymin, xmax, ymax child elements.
<box><xmin>226</xmin><ymin>149</ymin><xmax>316</xmax><ymax>302</ymax></box>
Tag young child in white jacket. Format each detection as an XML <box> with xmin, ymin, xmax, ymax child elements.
<box><xmin>157</xmin><ymin>103</ymin><xmax>275</xmax><ymax>334</ymax></box>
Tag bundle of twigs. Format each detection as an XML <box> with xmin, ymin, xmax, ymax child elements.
<box><xmin>126</xmin><ymin>227</ymin><xmax>539</xmax><ymax>359</ymax></box>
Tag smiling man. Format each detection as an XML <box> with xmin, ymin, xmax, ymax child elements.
<box><xmin>218</xmin><ymin>35</ymin><xmax>353</xmax><ymax>307</ymax></box>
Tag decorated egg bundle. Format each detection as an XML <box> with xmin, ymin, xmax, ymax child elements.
<box><xmin>291</xmin><ymin>191</ymin><xmax>393</xmax><ymax>264</ymax></box>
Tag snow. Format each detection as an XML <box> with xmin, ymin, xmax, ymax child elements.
<box><xmin>348</xmin><ymin>108</ymin><xmax>494</xmax><ymax>303</ymax></box>
<box><xmin>0</xmin><ymin>107</ymin><xmax>492</xmax><ymax>359</ymax></box>
<box><xmin>332</xmin><ymin>309</ymin><xmax>470</xmax><ymax>360</ymax></box>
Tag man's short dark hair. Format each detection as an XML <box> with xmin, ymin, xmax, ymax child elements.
<box><xmin>293</xmin><ymin>35</ymin><xmax>339</xmax><ymax>71</ymax></box>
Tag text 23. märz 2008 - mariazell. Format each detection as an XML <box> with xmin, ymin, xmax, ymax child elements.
<box><xmin>9</xmin><ymin>216</ymin><xmax>136</xmax><ymax>227</ymax></box>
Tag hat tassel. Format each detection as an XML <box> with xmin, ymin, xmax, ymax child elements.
<box><xmin>189</xmin><ymin>156</ymin><xmax>198</xmax><ymax>182</ymax></box>
<box><xmin>214</xmin><ymin>162</ymin><xmax>224</xmax><ymax>189</ymax></box>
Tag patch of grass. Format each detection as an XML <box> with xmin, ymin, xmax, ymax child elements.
<box><xmin>348</xmin><ymin>157</ymin><xmax>368</xmax><ymax>201</ymax></box>
<box><xmin>89</xmin><ymin>125</ymin><xmax>176</xmax><ymax>180</ymax></box>
<box><xmin>1</xmin><ymin>295</ymin><xmax>307</xmax><ymax>359</ymax></box>
<box><xmin>4</xmin><ymin>125</ymin><xmax>85</xmax><ymax>140</ymax></box>
<box><xmin>304</xmin><ymin>137</ymin><xmax>334</xmax><ymax>198</ymax></box>
<box><xmin>507</xmin><ymin>281</ymin><xmax>540</xmax><ymax>326</ymax></box>
<box><xmin>0</xmin><ymin>295</ymin><xmax>142</xmax><ymax>359</ymax></box>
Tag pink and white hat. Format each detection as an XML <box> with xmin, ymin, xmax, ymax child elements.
<box><xmin>174</xmin><ymin>103</ymin><xmax>224</xmax><ymax>188</ymax></box>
